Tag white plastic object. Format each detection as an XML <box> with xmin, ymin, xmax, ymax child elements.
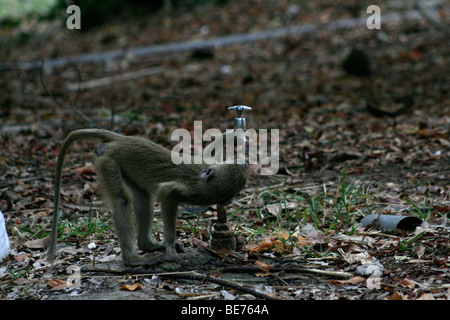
<box><xmin>0</xmin><ymin>211</ymin><xmax>10</xmax><ymax>262</ymax></box>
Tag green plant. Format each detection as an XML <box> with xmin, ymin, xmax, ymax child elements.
<box><xmin>6</xmin><ymin>269</ymin><xmax>27</xmax><ymax>280</ymax></box>
<box><xmin>18</xmin><ymin>224</ymin><xmax>47</xmax><ymax>240</ymax></box>
<box><xmin>328</xmin><ymin>169</ymin><xmax>366</xmax><ymax>234</ymax></box>
<box><xmin>306</xmin><ymin>193</ymin><xmax>324</xmax><ymax>230</ymax></box>
<box><xmin>404</xmin><ymin>196</ymin><xmax>432</xmax><ymax>221</ymax></box>
<box><xmin>182</xmin><ymin>210</ymin><xmax>203</xmax><ymax>235</ymax></box>
<box><xmin>57</xmin><ymin>206</ymin><xmax>112</xmax><ymax>243</ymax></box>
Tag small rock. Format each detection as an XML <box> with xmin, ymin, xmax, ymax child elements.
<box><xmin>356</xmin><ymin>262</ymin><xmax>384</xmax><ymax>277</ymax></box>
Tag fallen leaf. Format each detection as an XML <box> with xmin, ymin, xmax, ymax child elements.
<box><xmin>340</xmin><ymin>249</ymin><xmax>373</xmax><ymax>264</ymax></box>
<box><xmin>330</xmin><ymin>276</ymin><xmax>366</xmax><ymax>285</ymax></box>
<box><xmin>433</xmin><ymin>205</ymin><xmax>450</xmax><ymax>213</ymax></box>
<box><xmin>120</xmin><ymin>283</ymin><xmax>144</xmax><ymax>291</ymax></box>
<box><xmin>386</xmin><ymin>291</ymin><xmax>407</xmax><ymax>300</ymax></box>
<box><xmin>247</xmin><ymin>237</ymin><xmax>291</xmax><ymax>254</ymax></box>
<box><xmin>417</xmin><ymin>128</ymin><xmax>446</xmax><ymax>138</ymax></box>
<box><xmin>274</xmin><ymin>229</ymin><xmax>290</xmax><ymax>241</ymax></box>
<box><xmin>159</xmin><ymin>280</ymin><xmax>176</xmax><ymax>290</ymax></box>
<box><xmin>247</xmin><ymin>237</ymin><xmax>270</xmax><ymax>253</ymax></box>
<box><xmin>24</xmin><ymin>235</ymin><xmax>50</xmax><ymax>249</ymax></box>
<box><xmin>296</xmin><ymin>236</ymin><xmax>311</xmax><ymax>247</ymax></box>
<box><xmin>408</xmin><ymin>49</ymin><xmax>423</xmax><ymax>60</ymax></box>
<box><xmin>255</xmin><ymin>260</ymin><xmax>270</xmax><ymax>272</ymax></box>
<box><xmin>417</xmin><ymin>293</ymin><xmax>435</xmax><ymax>300</ymax></box>
<box><xmin>13</xmin><ymin>278</ymin><xmax>37</xmax><ymax>285</ymax></box>
<box><xmin>48</xmin><ymin>279</ymin><xmax>69</xmax><ymax>290</ymax></box>
<box><xmin>307</xmin><ymin>229</ymin><xmax>326</xmax><ymax>245</ymax></box>
<box><xmin>413</xmin><ymin>244</ymin><xmax>425</xmax><ymax>259</ymax></box>
<box><xmin>73</xmin><ymin>162</ymin><xmax>96</xmax><ymax>175</ymax></box>
<box><xmin>266</xmin><ymin>203</ymin><xmax>297</xmax><ymax>216</ymax></box>
<box><xmin>266</xmin><ymin>204</ymin><xmax>280</xmax><ymax>216</ymax></box>
<box><xmin>399</xmin><ymin>278</ymin><xmax>416</xmax><ymax>289</ymax></box>
<box><xmin>192</xmin><ymin>237</ymin><xmax>209</xmax><ymax>248</ymax></box>
<box><xmin>255</xmin><ymin>272</ymin><xmax>271</xmax><ymax>277</ymax></box>
<box><xmin>14</xmin><ymin>253</ymin><xmax>33</xmax><ymax>261</ymax></box>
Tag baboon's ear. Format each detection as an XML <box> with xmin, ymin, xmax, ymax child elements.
<box><xmin>200</xmin><ymin>168</ymin><xmax>214</xmax><ymax>182</ymax></box>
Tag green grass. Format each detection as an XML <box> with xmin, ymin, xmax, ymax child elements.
<box><xmin>404</xmin><ymin>196</ymin><xmax>433</xmax><ymax>221</ymax></box>
<box><xmin>226</xmin><ymin>169</ymin><xmax>376</xmax><ymax>257</ymax></box>
<box><xmin>13</xmin><ymin>169</ymin><xmax>443</xmax><ymax>262</ymax></box>
<box><xmin>34</xmin><ymin>204</ymin><xmax>113</xmax><ymax>245</ymax></box>
<box><xmin>230</xmin><ymin>167</ymin><xmax>448</xmax><ymax>260</ymax></box>
<box><xmin>257</xmin><ymin>169</ymin><xmax>366</xmax><ymax>234</ymax></box>
<box><xmin>57</xmin><ymin>210</ymin><xmax>112</xmax><ymax>243</ymax></box>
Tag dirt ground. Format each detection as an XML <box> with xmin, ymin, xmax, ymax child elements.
<box><xmin>0</xmin><ymin>0</ymin><xmax>449</xmax><ymax>301</ymax></box>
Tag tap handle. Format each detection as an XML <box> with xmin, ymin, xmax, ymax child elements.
<box><xmin>228</xmin><ymin>105</ymin><xmax>252</xmax><ymax>118</ymax></box>
<box><xmin>228</xmin><ymin>105</ymin><xmax>251</xmax><ymax>130</ymax></box>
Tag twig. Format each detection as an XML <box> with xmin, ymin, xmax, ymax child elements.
<box><xmin>166</xmin><ymin>271</ymin><xmax>280</xmax><ymax>300</ymax></box>
<box><xmin>66</xmin><ymin>66</ymin><xmax>163</xmax><ymax>91</ymax></box>
<box><xmin>81</xmin><ymin>267</ymin><xmax>280</xmax><ymax>300</ymax></box>
<box><xmin>414</xmin><ymin>3</ymin><xmax>449</xmax><ymax>34</ymax></box>
<box><xmin>220</xmin><ymin>265</ymin><xmax>353</xmax><ymax>278</ymax></box>
<box><xmin>39</xmin><ymin>60</ymin><xmax>99</xmax><ymax>128</ymax></box>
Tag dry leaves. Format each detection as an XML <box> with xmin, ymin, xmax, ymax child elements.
<box><xmin>246</xmin><ymin>230</ymin><xmax>297</xmax><ymax>254</ymax></box>
<box><xmin>24</xmin><ymin>235</ymin><xmax>50</xmax><ymax>249</ymax></box>
<box><xmin>246</xmin><ymin>237</ymin><xmax>291</xmax><ymax>254</ymax></box>
<box><xmin>0</xmin><ymin>0</ymin><xmax>448</xmax><ymax>302</ymax></box>
<box><xmin>48</xmin><ymin>279</ymin><xmax>69</xmax><ymax>290</ymax></box>
<box><xmin>120</xmin><ymin>283</ymin><xmax>144</xmax><ymax>291</ymax></box>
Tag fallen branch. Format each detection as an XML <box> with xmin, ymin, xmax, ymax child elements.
<box><xmin>415</xmin><ymin>2</ymin><xmax>450</xmax><ymax>34</ymax></box>
<box><xmin>66</xmin><ymin>66</ymin><xmax>163</xmax><ymax>91</ymax></box>
<box><xmin>81</xmin><ymin>267</ymin><xmax>281</xmax><ymax>300</ymax></box>
<box><xmin>2</xmin><ymin>7</ymin><xmax>446</xmax><ymax>72</ymax></box>
<box><xmin>220</xmin><ymin>265</ymin><xmax>353</xmax><ymax>278</ymax></box>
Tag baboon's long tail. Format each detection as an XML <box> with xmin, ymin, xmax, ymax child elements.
<box><xmin>47</xmin><ymin>129</ymin><xmax>120</xmax><ymax>264</ymax></box>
